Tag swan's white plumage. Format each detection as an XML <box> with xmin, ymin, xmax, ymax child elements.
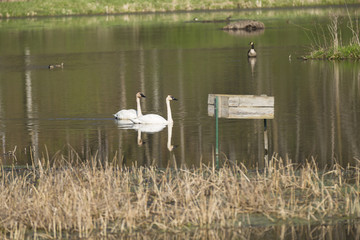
<box><xmin>114</xmin><ymin>92</ymin><xmax>145</xmax><ymax>120</ymax></box>
<box><xmin>114</xmin><ymin>109</ymin><xmax>137</xmax><ymax>120</ymax></box>
<box><xmin>132</xmin><ymin>114</ymin><xmax>167</xmax><ymax>124</ymax></box>
<box><xmin>131</xmin><ymin>95</ymin><xmax>177</xmax><ymax>124</ymax></box>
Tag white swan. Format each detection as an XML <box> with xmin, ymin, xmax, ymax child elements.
<box><xmin>131</xmin><ymin>95</ymin><xmax>177</xmax><ymax>124</ymax></box>
<box><xmin>113</xmin><ymin>92</ymin><xmax>146</xmax><ymax>120</ymax></box>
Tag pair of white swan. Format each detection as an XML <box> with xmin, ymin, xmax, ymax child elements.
<box><xmin>114</xmin><ymin>93</ymin><xmax>177</xmax><ymax>124</ymax></box>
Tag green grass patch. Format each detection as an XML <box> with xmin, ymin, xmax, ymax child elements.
<box><xmin>304</xmin><ymin>13</ymin><xmax>360</xmax><ymax>60</ymax></box>
<box><xmin>307</xmin><ymin>44</ymin><xmax>360</xmax><ymax>59</ymax></box>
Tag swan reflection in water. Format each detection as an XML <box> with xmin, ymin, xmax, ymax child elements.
<box><xmin>132</xmin><ymin>124</ymin><xmax>166</xmax><ymax>146</ymax></box>
<box><xmin>115</xmin><ymin>120</ymin><xmax>174</xmax><ymax>151</ymax></box>
<box><xmin>134</xmin><ymin>124</ymin><xmax>175</xmax><ymax>152</ymax></box>
<box><xmin>116</xmin><ymin>120</ymin><xmax>166</xmax><ymax>145</ymax></box>
<box><xmin>167</xmin><ymin>123</ymin><xmax>174</xmax><ymax>151</ymax></box>
<box><xmin>132</xmin><ymin>124</ymin><xmax>176</xmax><ymax>152</ymax></box>
<box><xmin>114</xmin><ymin>119</ymin><xmax>134</xmax><ymax>126</ymax></box>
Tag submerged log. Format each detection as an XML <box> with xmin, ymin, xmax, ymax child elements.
<box><xmin>224</xmin><ymin>28</ymin><xmax>264</xmax><ymax>37</ymax></box>
<box><xmin>223</xmin><ymin>20</ymin><xmax>265</xmax><ymax>31</ymax></box>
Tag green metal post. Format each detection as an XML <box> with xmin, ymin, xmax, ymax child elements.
<box><xmin>215</xmin><ymin>96</ymin><xmax>219</xmax><ymax>169</ymax></box>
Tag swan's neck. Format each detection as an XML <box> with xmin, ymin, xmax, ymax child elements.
<box><xmin>166</xmin><ymin>99</ymin><xmax>173</xmax><ymax>123</ymax></box>
<box><xmin>136</xmin><ymin>97</ymin><xmax>142</xmax><ymax>117</ymax></box>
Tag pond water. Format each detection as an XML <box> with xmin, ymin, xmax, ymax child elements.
<box><xmin>0</xmin><ymin>6</ymin><xmax>360</xmax><ymax>168</ymax></box>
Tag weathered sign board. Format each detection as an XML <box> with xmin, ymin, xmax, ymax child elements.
<box><xmin>208</xmin><ymin>94</ymin><xmax>275</xmax><ymax>168</ymax></box>
<box><xmin>208</xmin><ymin>94</ymin><xmax>274</xmax><ymax>119</ymax></box>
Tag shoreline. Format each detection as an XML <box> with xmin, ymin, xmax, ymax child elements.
<box><xmin>0</xmin><ymin>1</ymin><xmax>359</xmax><ymax>19</ymax></box>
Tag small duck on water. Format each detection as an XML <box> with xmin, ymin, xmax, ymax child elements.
<box><xmin>48</xmin><ymin>62</ymin><xmax>64</xmax><ymax>69</ymax></box>
<box><xmin>247</xmin><ymin>42</ymin><xmax>257</xmax><ymax>58</ymax></box>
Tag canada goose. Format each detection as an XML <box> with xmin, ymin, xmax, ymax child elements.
<box><xmin>247</xmin><ymin>42</ymin><xmax>257</xmax><ymax>58</ymax></box>
<box><xmin>113</xmin><ymin>92</ymin><xmax>146</xmax><ymax>120</ymax></box>
<box><xmin>131</xmin><ymin>95</ymin><xmax>177</xmax><ymax>124</ymax></box>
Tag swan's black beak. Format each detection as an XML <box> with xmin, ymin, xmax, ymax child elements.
<box><xmin>171</xmin><ymin>96</ymin><xmax>178</xmax><ymax>101</ymax></box>
<box><xmin>140</xmin><ymin>93</ymin><xmax>146</xmax><ymax>98</ymax></box>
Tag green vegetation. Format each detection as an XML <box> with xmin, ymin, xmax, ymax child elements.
<box><xmin>305</xmin><ymin>14</ymin><xmax>360</xmax><ymax>59</ymax></box>
<box><xmin>1</xmin><ymin>152</ymin><xmax>360</xmax><ymax>238</ymax></box>
<box><xmin>307</xmin><ymin>44</ymin><xmax>360</xmax><ymax>59</ymax></box>
<box><xmin>0</xmin><ymin>0</ymin><xmax>358</xmax><ymax>18</ymax></box>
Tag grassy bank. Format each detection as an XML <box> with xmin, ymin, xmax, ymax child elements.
<box><xmin>305</xmin><ymin>14</ymin><xmax>360</xmax><ymax>59</ymax></box>
<box><xmin>306</xmin><ymin>44</ymin><xmax>360</xmax><ymax>59</ymax></box>
<box><xmin>0</xmin><ymin>0</ymin><xmax>358</xmax><ymax>18</ymax></box>
<box><xmin>1</xmin><ymin>153</ymin><xmax>360</xmax><ymax>238</ymax></box>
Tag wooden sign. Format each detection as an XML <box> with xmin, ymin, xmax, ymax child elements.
<box><xmin>208</xmin><ymin>94</ymin><xmax>274</xmax><ymax>119</ymax></box>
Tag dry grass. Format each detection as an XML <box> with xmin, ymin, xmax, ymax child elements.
<box><xmin>0</xmin><ymin>152</ymin><xmax>360</xmax><ymax>238</ymax></box>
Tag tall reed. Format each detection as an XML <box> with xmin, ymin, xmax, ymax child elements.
<box><xmin>0</xmin><ymin>152</ymin><xmax>360</xmax><ymax>238</ymax></box>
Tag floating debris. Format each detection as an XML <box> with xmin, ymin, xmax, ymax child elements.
<box><xmin>48</xmin><ymin>62</ymin><xmax>64</xmax><ymax>69</ymax></box>
<box><xmin>223</xmin><ymin>20</ymin><xmax>265</xmax><ymax>31</ymax></box>
<box><xmin>187</xmin><ymin>16</ymin><xmax>233</xmax><ymax>23</ymax></box>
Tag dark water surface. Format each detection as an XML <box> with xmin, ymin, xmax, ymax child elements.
<box><xmin>0</xmin><ymin>6</ymin><xmax>360</xmax><ymax>168</ymax></box>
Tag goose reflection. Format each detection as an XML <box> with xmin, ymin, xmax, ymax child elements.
<box><xmin>248</xmin><ymin>57</ymin><xmax>257</xmax><ymax>76</ymax></box>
